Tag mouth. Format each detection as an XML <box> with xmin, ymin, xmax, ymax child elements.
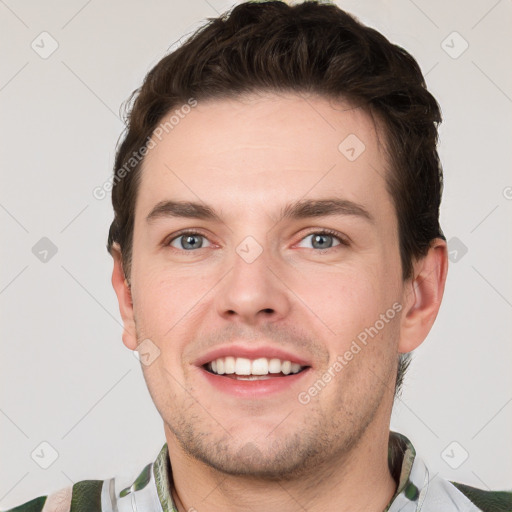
<box><xmin>203</xmin><ymin>356</ymin><xmax>309</xmax><ymax>381</ymax></box>
<box><xmin>194</xmin><ymin>345</ymin><xmax>313</xmax><ymax>397</ymax></box>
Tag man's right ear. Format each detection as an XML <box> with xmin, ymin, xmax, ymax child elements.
<box><xmin>111</xmin><ymin>243</ymin><xmax>138</xmax><ymax>351</ymax></box>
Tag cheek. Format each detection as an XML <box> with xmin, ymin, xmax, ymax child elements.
<box><xmin>131</xmin><ymin>263</ymin><xmax>214</xmax><ymax>356</ymax></box>
<box><xmin>290</xmin><ymin>260</ymin><xmax>401</xmax><ymax>376</ymax></box>
<box><xmin>292</xmin><ymin>263</ymin><xmax>386</xmax><ymax>329</ymax></box>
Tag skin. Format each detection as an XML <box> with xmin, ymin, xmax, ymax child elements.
<box><xmin>111</xmin><ymin>92</ymin><xmax>448</xmax><ymax>512</ymax></box>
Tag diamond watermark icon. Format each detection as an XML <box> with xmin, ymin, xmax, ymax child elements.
<box><xmin>441</xmin><ymin>441</ymin><xmax>469</xmax><ymax>469</ymax></box>
<box><xmin>134</xmin><ymin>338</ymin><xmax>161</xmax><ymax>366</ymax></box>
<box><xmin>447</xmin><ymin>236</ymin><xmax>468</xmax><ymax>263</ymax></box>
<box><xmin>441</xmin><ymin>31</ymin><xmax>469</xmax><ymax>59</ymax></box>
<box><xmin>31</xmin><ymin>31</ymin><xmax>59</xmax><ymax>59</ymax></box>
<box><xmin>236</xmin><ymin>236</ymin><xmax>263</xmax><ymax>264</ymax></box>
<box><xmin>338</xmin><ymin>134</ymin><xmax>365</xmax><ymax>162</ymax></box>
<box><xmin>32</xmin><ymin>237</ymin><xmax>58</xmax><ymax>263</ymax></box>
<box><xmin>31</xmin><ymin>441</ymin><xmax>59</xmax><ymax>469</ymax></box>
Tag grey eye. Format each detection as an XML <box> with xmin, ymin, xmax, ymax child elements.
<box><xmin>170</xmin><ymin>233</ymin><xmax>211</xmax><ymax>250</ymax></box>
<box><xmin>297</xmin><ymin>233</ymin><xmax>341</xmax><ymax>250</ymax></box>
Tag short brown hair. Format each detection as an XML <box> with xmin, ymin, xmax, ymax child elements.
<box><xmin>107</xmin><ymin>0</ymin><xmax>445</xmax><ymax>397</ymax></box>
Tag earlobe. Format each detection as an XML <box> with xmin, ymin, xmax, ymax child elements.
<box><xmin>398</xmin><ymin>238</ymin><xmax>449</xmax><ymax>354</ymax></box>
<box><xmin>111</xmin><ymin>244</ymin><xmax>138</xmax><ymax>351</ymax></box>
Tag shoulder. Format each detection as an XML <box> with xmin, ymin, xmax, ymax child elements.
<box><xmin>1</xmin><ymin>445</ymin><xmax>169</xmax><ymax>512</ymax></box>
<box><xmin>450</xmin><ymin>481</ymin><xmax>512</xmax><ymax>512</ymax></box>
<box><xmin>419</xmin><ymin>474</ymin><xmax>512</xmax><ymax>512</ymax></box>
<box><xmin>388</xmin><ymin>431</ymin><xmax>512</xmax><ymax>512</ymax></box>
<box><xmin>0</xmin><ymin>480</ymin><xmax>103</xmax><ymax>512</ymax></box>
<box><xmin>0</xmin><ymin>457</ymin><xmax>164</xmax><ymax>512</ymax></box>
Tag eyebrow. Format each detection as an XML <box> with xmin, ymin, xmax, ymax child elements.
<box><xmin>281</xmin><ymin>198</ymin><xmax>373</xmax><ymax>223</ymax></box>
<box><xmin>145</xmin><ymin>198</ymin><xmax>374</xmax><ymax>224</ymax></box>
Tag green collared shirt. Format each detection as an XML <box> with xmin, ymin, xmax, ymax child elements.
<box><xmin>2</xmin><ymin>431</ymin><xmax>511</xmax><ymax>511</ymax></box>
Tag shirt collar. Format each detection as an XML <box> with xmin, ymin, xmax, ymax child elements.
<box><xmin>384</xmin><ymin>430</ymin><xmax>420</xmax><ymax>511</ymax></box>
<box><xmin>152</xmin><ymin>442</ymin><xmax>176</xmax><ymax>512</ymax></box>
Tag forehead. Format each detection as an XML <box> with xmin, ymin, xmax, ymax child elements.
<box><xmin>136</xmin><ymin>92</ymin><xmax>394</xmax><ymax>225</ymax></box>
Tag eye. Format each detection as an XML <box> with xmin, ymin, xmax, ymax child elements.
<box><xmin>296</xmin><ymin>230</ymin><xmax>346</xmax><ymax>250</ymax></box>
<box><xmin>168</xmin><ymin>231</ymin><xmax>212</xmax><ymax>251</ymax></box>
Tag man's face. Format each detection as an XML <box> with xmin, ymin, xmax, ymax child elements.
<box><xmin>127</xmin><ymin>93</ymin><xmax>410</xmax><ymax>478</ymax></box>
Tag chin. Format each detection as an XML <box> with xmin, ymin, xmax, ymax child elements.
<box><xmin>185</xmin><ymin>433</ymin><xmax>326</xmax><ymax>481</ymax></box>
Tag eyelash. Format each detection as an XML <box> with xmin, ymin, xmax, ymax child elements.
<box><xmin>300</xmin><ymin>228</ymin><xmax>350</xmax><ymax>249</ymax></box>
<box><xmin>164</xmin><ymin>229</ymin><xmax>349</xmax><ymax>252</ymax></box>
<box><xmin>164</xmin><ymin>229</ymin><xmax>211</xmax><ymax>252</ymax></box>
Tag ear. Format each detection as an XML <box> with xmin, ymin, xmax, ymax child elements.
<box><xmin>111</xmin><ymin>243</ymin><xmax>138</xmax><ymax>351</ymax></box>
<box><xmin>398</xmin><ymin>238</ymin><xmax>448</xmax><ymax>353</ymax></box>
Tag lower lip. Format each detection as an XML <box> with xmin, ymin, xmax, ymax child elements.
<box><xmin>198</xmin><ymin>367</ymin><xmax>311</xmax><ymax>398</ymax></box>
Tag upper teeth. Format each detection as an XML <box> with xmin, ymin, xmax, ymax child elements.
<box><xmin>208</xmin><ymin>357</ymin><xmax>303</xmax><ymax>376</ymax></box>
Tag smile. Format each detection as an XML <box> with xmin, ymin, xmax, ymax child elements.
<box><xmin>204</xmin><ymin>356</ymin><xmax>307</xmax><ymax>380</ymax></box>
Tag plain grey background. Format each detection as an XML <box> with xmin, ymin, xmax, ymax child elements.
<box><xmin>1</xmin><ymin>0</ymin><xmax>511</xmax><ymax>508</ymax></box>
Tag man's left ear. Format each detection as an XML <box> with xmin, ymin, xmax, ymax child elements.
<box><xmin>398</xmin><ymin>238</ymin><xmax>448</xmax><ymax>353</ymax></box>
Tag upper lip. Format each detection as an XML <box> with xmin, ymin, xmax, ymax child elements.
<box><xmin>194</xmin><ymin>344</ymin><xmax>312</xmax><ymax>368</ymax></box>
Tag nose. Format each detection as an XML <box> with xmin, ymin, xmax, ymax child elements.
<box><xmin>215</xmin><ymin>244</ymin><xmax>292</xmax><ymax>326</ymax></box>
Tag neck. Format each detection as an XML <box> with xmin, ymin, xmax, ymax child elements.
<box><xmin>165</xmin><ymin>422</ymin><xmax>398</xmax><ymax>512</ymax></box>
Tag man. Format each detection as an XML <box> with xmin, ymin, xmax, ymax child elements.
<box><xmin>4</xmin><ymin>1</ymin><xmax>511</xmax><ymax>511</ymax></box>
